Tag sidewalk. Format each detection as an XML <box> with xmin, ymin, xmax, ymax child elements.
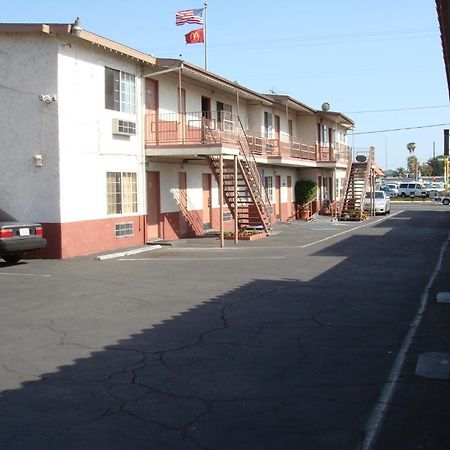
<box><xmin>373</xmin><ymin>237</ymin><xmax>450</xmax><ymax>449</ymax></box>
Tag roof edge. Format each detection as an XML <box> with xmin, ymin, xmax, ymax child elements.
<box><xmin>0</xmin><ymin>22</ymin><xmax>157</xmax><ymax>66</ymax></box>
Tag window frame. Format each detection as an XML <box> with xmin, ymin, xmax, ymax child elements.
<box><xmin>106</xmin><ymin>171</ymin><xmax>138</xmax><ymax>215</ymax></box>
<box><xmin>264</xmin><ymin>175</ymin><xmax>274</xmax><ymax>203</ymax></box>
<box><xmin>105</xmin><ymin>67</ymin><xmax>136</xmax><ymax>114</ymax></box>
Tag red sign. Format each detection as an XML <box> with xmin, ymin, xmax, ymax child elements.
<box><xmin>185</xmin><ymin>28</ymin><xmax>204</xmax><ymax>44</ymax></box>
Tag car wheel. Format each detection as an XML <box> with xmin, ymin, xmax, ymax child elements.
<box><xmin>386</xmin><ymin>207</ymin><xmax>391</xmax><ymax>214</ymax></box>
<box><xmin>3</xmin><ymin>255</ymin><xmax>22</xmax><ymax>264</ymax></box>
<box><xmin>443</xmin><ymin>198</ymin><xmax>450</xmax><ymax>206</ymax></box>
<box><xmin>400</xmin><ymin>193</ymin><xmax>406</xmax><ymax>198</ymax></box>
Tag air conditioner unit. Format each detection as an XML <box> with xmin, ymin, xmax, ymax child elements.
<box><xmin>112</xmin><ymin>118</ymin><xmax>136</xmax><ymax>136</ymax></box>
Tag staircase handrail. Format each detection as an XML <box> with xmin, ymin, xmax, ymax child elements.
<box><xmin>337</xmin><ymin>147</ymin><xmax>354</xmax><ymax>217</ymax></box>
<box><xmin>170</xmin><ymin>188</ymin><xmax>205</xmax><ymax>235</ymax></box>
<box><xmin>360</xmin><ymin>147</ymin><xmax>375</xmax><ymax>219</ymax></box>
<box><xmin>233</xmin><ymin>114</ymin><xmax>273</xmax><ymax>225</ymax></box>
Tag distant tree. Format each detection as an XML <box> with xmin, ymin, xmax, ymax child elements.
<box><xmin>420</xmin><ymin>163</ymin><xmax>433</xmax><ymax>176</ymax></box>
<box><xmin>426</xmin><ymin>156</ymin><xmax>444</xmax><ymax>176</ymax></box>
<box><xmin>394</xmin><ymin>167</ymin><xmax>406</xmax><ymax>177</ymax></box>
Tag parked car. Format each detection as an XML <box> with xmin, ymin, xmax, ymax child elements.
<box><xmin>423</xmin><ymin>182</ymin><xmax>445</xmax><ymax>197</ymax></box>
<box><xmin>381</xmin><ymin>185</ymin><xmax>399</xmax><ymax>197</ymax></box>
<box><xmin>0</xmin><ymin>208</ymin><xmax>47</xmax><ymax>264</ymax></box>
<box><xmin>434</xmin><ymin>192</ymin><xmax>450</xmax><ymax>205</ymax></box>
<box><xmin>364</xmin><ymin>190</ymin><xmax>391</xmax><ymax>215</ymax></box>
<box><xmin>386</xmin><ymin>183</ymin><xmax>400</xmax><ymax>190</ymax></box>
<box><xmin>397</xmin><ymin>182</ymin><xmax>428</xmax><ymax>198</ymax></box>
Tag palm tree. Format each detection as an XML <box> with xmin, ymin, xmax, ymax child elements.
<box><xmin>395</xmin><ymin>167</ymin><xmax>406</xmax><ymax>177</ymax></box>
<box><xmin>407</xmin><ymin>155</ymin><xmax>419</xmax><ymax>180</ymax></box>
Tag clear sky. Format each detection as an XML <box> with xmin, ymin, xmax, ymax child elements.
<box><xmin>2</xmin><ymin>0</ymin><xmax>449</xmax><ymax>171</ymax></box>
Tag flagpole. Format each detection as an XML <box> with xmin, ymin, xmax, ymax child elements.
<box><xmin>204</xmin><ymin>2</ymin><xmax>208</xmax><ymax>70</ymax></box>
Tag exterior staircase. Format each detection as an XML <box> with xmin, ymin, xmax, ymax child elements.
<box><xmin>338</xmin><ymin>148</ymin><xmax>374</xmax><ymax>220</ymax></box>
<box><xmin>205</xmin><ymin>115</ymin><xmax>273</xmax><ymax>234</ymax></box>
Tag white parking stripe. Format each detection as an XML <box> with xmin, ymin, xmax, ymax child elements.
<box><xmin>0</xmin><ymin>272</ymin><xmax>51</xmax><ymax>277</ymax></box>
<box><xmin>298</xmin><ymin>211</ymin><xmax>403</xmax><ymax>249</ymax></box>
<box><xmin>119</xmin><ymin>256</ymin><xmax>285</xmax><ymax>261</ymax></box>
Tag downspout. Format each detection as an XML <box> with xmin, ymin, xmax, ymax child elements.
<box><xmin>140</xmin><ymin>66</ymin><xmax>148</xmax><ymax>245</ymax></box>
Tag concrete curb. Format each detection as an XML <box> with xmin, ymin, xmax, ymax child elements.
<box><xmin>96</xmin><ymin>245</ymin><xmax>162</xmax><ymax>261</ymax></box>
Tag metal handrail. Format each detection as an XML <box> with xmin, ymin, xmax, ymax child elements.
<box><xmin>234</xmin><ymin>114</ymin><xmax>273</xmax><ymax>227</ymax></box>
<box><xmin>145</xmin><ymin>111</ymin><xmax>323</xmax><ymax>162</ymax></box>
<box><xmin>337</xmin><ymin>148</ymin><xmax>354</xmax><ymax>217</ymax></box>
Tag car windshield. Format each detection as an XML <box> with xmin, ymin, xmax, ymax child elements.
<box><xmin>366</xmin><ymin>192</ymin><xmax>384</xmax><ymax>199</ymax></box>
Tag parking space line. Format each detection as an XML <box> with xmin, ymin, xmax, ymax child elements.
<box><xmin>0</xmin><ymin>272</ymin><xmax>52</xmax><ymax>277</ymax></box>
<box><xmin>118</xmin><ymin>256</ymin><xmax>285</xmax><ymax>261</ymax></box>
<box><xmin>299</xmin><ymin>211</ymin><xmax>403</xmax><ymax>249</ymax></box>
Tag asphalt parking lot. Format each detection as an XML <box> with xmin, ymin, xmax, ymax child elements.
<box><xmin>0</xmin><ymin>202</ymin><xmax>449</xmax><ymax>450</ymax></box>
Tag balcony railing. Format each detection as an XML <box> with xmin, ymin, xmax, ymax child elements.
<box><xmin>145</xmin><ymin>111</ymin><xmax>351</xmax><ymax>163</ymax></box>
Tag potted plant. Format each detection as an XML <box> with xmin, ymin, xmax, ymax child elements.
<box><xmin>295</xmin><ymin>179</ymin><xmax>317</xmax><ymax>220</ymax></box>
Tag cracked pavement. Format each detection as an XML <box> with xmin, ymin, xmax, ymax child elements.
<box><xmin>0</xmin><ymin>205</ymin><xmax>449</xmax><ymax>449</ymax></box>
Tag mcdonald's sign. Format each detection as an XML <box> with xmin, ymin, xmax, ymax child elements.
<box><xmin>185</xmin><ymin>28</ymin><xmax>204</xmax><ymax>44</ymax></box>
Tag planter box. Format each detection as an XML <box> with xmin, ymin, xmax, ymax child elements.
<box><xmin>297</xmin><ymin>209</ymin><xmax>311</xmax><ymax>220</ymax></box>
<box><xmin>224</xmin><ymin>232</ymin><xmax>267</xmax><ymax>241</ymax></box>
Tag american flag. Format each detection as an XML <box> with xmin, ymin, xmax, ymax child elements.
<box><xmin>176</xmin><ymin>8</ymin><xmax>204</xmax><ymax>26</ymax></box>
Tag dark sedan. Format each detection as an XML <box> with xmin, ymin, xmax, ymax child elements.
<box><xmin>0</xmin><ymin>209</ymin><xmax>47</xmax><ymax>264</ymax></box>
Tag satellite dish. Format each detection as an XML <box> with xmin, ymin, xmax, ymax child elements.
<box><xmin>321</xmin><ymin>102</ymin><xmax>330</xmax><ymax>112</ymax></box>
<box><xmin>356</xmin><ymin>155</ymin><xmax>367</xmax><ymax>162</ymax></box>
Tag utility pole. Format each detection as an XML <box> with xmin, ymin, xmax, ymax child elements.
<box><xmin>444</xmin><ymin>130</ymin><xmax>449</xmax><ymax>189</ymax></box>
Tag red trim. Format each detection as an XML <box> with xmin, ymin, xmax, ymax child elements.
<box><xmin>33</xmin><ymin>216</ymin><xmax>146</xmax><ymax>259</ymax></box>
<box><xmin>31</xmin><ymin>200</ymin><xmax>299</xmax><ymax>258</ymax></box>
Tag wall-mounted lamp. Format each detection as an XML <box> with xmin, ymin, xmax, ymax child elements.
<box><xmin>71</xmin><ymin>17</ymin><xmax>82</xmax><ymax>36</ymax></box>
<box><xmin>39</xmin><ymin>94</ymin><xmax>56</xmax><ymax>104</ymax></box>
<box><xmin>33</xmin><ymin>154</ymin><xmax>43</xmax><ymax>167</ymax></box>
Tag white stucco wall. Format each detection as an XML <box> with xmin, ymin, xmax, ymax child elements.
<box><xmin>146</xmin><ymin>161</ymin><xmax>217</xmax><ymax>213</ymax></box>
<box><xmin>146</xmin><ymin>161</ymin><xmax>297</xmax><ymax>213</ymax></box>
<box><xmin>57</xmin><ymin>41</ymin><xmax>146</xmax><ymax>223</ymax></box>
<box><xmin>155</xmin><ymin>74</ymin><xmax>251</xmax><ymax>128</ymax></box>
<box><xmin>0</xmin><ymin>33</ymin><xmax>60</xmax><ymax>222</ymax></box>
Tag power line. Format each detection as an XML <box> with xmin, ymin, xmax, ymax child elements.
<box><xmin>345</xmin><ymin>105</ymin><xmax>450</xmax><ymax>114</ymax></box>
<box><xmin>352</xmin><ymin>123</ymin><xmax>450</xmax><ymax>135</ymax></box>
<box><xmin>148</xmin><ymin>27</ymin><xmax>437</xmax><ymax>54</ymax></box>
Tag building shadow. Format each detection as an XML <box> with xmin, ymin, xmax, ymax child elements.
<box><xmin>0</xmin><ymin>210</ymin><xmax>447</xmax><ymax>450</ymax></box>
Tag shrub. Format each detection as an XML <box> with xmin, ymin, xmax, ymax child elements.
<box><xmin>295</xmin><ymin>179</ymin><xmax>317</xmax><ymax>206</ymax></box>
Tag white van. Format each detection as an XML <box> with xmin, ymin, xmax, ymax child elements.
<box><xmin>398</xmin><ymin>182</ymin><xmax>427</xmax><ymax>198</ymax></box>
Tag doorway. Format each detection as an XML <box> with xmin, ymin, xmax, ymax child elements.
<box><xmin>287</xmin><ymin>176</ymin><xmax>292</xmax><ymax>218</ymax></box>
<box><xmin>145</xmin><ymin>79</ymin><xmax>158</xmax><ymax>144</ymax></box>
<box><xmin>275</xmin><ymin>175</ymin><xmax>281</xmax><ymax>220</ymax></box>
<box><xmin>147</xmin><ymin>171</ymin><xmax>161</xmax><ymax>239</ymax></box>
<box><xmin>202</xmin><ymin>173</ymin><xmax>212</xmax><ymax>229</ymax></box>
<box><xmin>179</xmin><ymin>172</ymin><xmax>187</xmax><ymax>236</ymax></box>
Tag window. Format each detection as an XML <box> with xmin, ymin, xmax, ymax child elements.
<box><xmin>107</xmin><ymin>172</ymin><xmax>138</xmax><ymax>215</ymax></box>
<box><xmin>288</xmin><ymin>119</ymin><xmax>293</xmax><ymax>138</ymax></box>
<box><xmin>105</xmin><ymin>67</ymin><xmax>136</xmax><ymax>114</ymax></box>
<box><xmin>264</xmin><ymin>112</ymin><xmax>273</xmax><ymax>138</ymax></box>
<box><xmin>321</xmin><ymin>124</ymin><xmax>329</xmax><ymax>145</ymax></box>
<box><xmin>217</xmin><ymin>101</ymin><xmax>233</xmax><ymax>130</ymax></box>
<box><xmin>264</xmin><ymin>175</ymin><xmax>273</xmax><ymax>202</ymax></box>
<box><xmin>115</xmin><ymin>222</ymin><xmax>134</xmax><ymax>237</ymax></box>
